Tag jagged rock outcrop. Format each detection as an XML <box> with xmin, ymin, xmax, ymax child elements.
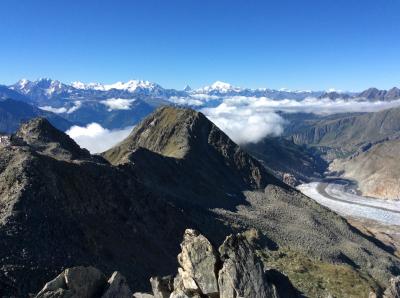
<box><xmin>35</xmin><ymin>230</ymin><xmax>296</xmax><ymax>298</ymax></box>
<box><xmin>383</xmin><ymin>276</ymin><xmax>400</xmax><ymax>298</ymax></box>
<box><xmin>217</xmin><ymin>233</ymin><xmax>277</xmax><ymax>298</ymax></box>
<box><xmin>149</xmin><ymin>229</ymin><xmax>297</xmax><ymax>298</ymax></box>
<box><xmin>177</xmin><ymin>229</ymin><xmax>219</xmax><ymax>296</ymax></box>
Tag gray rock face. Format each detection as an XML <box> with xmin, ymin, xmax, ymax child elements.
<box><xmin>177</xmin><ymin>229</ymin><xmax>219</xmax><ymax>296</ymax></box>
<box><xmin>133</xmin><ymin>293</ymin><xmax>155</xmax><ymax>298</ymax></box>
<box><xmin>218</xmin><ymin>233</ymin><xmax>277</xmax><ymax>298</ymax></box>
<box><xmin>35</xmin><ymin>273</ymin><xmax>72</xmax><ymax>298</ymax></box>
<box><xmin>383</xmin><ymin>276</ymin><xmax>400</xmax><ymax>298</ymax></box>
<box><xmin>101</xmin><ymin>271</ymin><xmax>132</xmax><ymax>298</ymax></box>
<box><xmin>35</xmin><ymin>267</ymin><xmax>135</xmax><ymax>298</ymax></box>
<box><xmin>64</xmin><ymin>266</ymin><xmax>106</xmax><ymax>297</ymax></box>
<box><xmin>150</xmin><ymin>275</ymin><xmax>174</xmax><ymax>298</ymax></box>
<box><xmin>153</xmin><ymin>229</ymin><xmax>293</xmax><ymax>298</ymax></box>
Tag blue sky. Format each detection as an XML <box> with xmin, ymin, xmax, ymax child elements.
<box><xmin>0</xmin><ymin>0</ymin><xmax>399</xmax><ymax>90</ymax></box>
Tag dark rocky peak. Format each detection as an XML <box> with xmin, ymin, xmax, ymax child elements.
<box><xmin>14</xmin><ymin>117</ymin><xmax>92</xmax><ymax>161</ymax></box>
<box><xmin>183</xmin><ymin>85</ymin><xmax>192</xmax><ymax>92</ymax></box>
<box><xmin>102</xmin><ymin>106</ymin><xmax>222</xmax><ymax>162</ymax></box>
<box><xmin>358</xmin><ymin>87</ymin><xmax>387</xmax><ymax>100</ymax></box>
<box><xmin>103</xmin><ymin>106</ymin><xmax>283</xmax><ymax>191</ymax></box>
<box><xmin>318</xmin><ymin>91</ymin><xmax>351</xmax><ymax>100</ymax></box>
<box><xmin>358</xmin><ymin>86</ymin><xmax>400</xmax><ymax>101</ymax></box>
<box><xmin>385</xmin><ymin>87</ymin><xmax>400</xmax><ymax>100</ymax></box>
<box><xmin>127</xmin><ymin>106</ymin><xmax>201</xmax><ymax>159</ymax></box>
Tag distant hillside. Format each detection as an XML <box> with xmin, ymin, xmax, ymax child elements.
<box><xmin>282</xmin><ymin>106</ymin><xmax>400</xmax><ymax>199</ymax></box>
<box><xmin>358</xmin><ymin>87</ymin><xmax>400</xmax><ymax>101</ymax></box>
<box><xmin>285</xmin><ymin>107</ymin><xmax>400</xmax><ymax>158</ymax></box>
<box><xmin>243</xmin><ymin>137</ymin><xmax>328</xmax><ymax>185</ymax></box>
<box><xmin>0</xmin><ymin>98</ymin><xmax>73</xmax><ymax>133</ymax></box>
<box><xmin>330</xmin><ymin>139</ymin><xmax>400</xmax><ymax>200</ymax></box>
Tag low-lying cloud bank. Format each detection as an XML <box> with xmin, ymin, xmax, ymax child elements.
<box><xmin>66</xmin><ymin>96</ymin><xmax>400</xmax><ymax>153</ymax></box>
<box><xmin>40</xmin><ymin>101</ymin><xmax>82</xmax><ymax>114</ymax></box>
<box><xmin>66</xmin><ymin>123</ymin><xmax>133</xmax><ymax>153</ymax></box>
<box><xmin>200</xmin><ymin>96</ymin><xmax>400</xmax><ymax>144</ymax></box>
<box><xmin>202</xmin><ymin>103</ymin><xmax>285</xmax><ymax>144</ymax></box>
<box><xmin>100</xmin><ymin>98</ymin><xmax>136</xmax><ymax>111</ymax></box>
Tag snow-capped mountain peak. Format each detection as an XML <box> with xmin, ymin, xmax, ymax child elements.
<box><xmin>71</xmin><ymin>81</ymin><xmax>105</xmax><ymax>90</ymax></box>
<box><xmin>210</xmin><ymin>81</ymin><xmax>233</xmax><ymax>90</ymax></box>
<box><xmin>71</xmin><ymin>80</ymin><xmax>161</xmax><ymax>93</ymax></box>
<box><xmin>12</xmin><ymin>78</ymin><xmax>32</xmax><ymax>93</ymax></box>
<box><xmin>11</xmin><ymin>78</ymin><xmax>67</xmax><ymax>96</ymax></box>
<box><xmin>197</xmin><ymin>81</ymin><xmax>241</xmax><ymax>94</ymax></box>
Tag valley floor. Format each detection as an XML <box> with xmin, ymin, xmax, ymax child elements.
<box><xmin>297</xmin><ymin>179</ymin><xmax>400</xmax><ymax>225</ymax></box>
<box><xmin>298</xmin><ymin>178</ymin><xmax>400</xmax><ymax>256</ymax></box>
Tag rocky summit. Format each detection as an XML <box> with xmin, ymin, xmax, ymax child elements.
<box><xmin>0</xmin><ymin>106</ymin><xmax>399</xmax><ymax>297</ymax></box>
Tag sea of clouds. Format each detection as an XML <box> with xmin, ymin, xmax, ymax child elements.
<box><xmin>67</xmin><ymin>95</ymin><xmax>400</xmax><ymax>153</ymax></box>
<box><xmin>200</xmin><ymin>96</ymin><xmax>400</xmax><ymax>144</ymax></box>
<box><xmin>66</xmin><ymin>123</ymin><xmax>133</xmax><ymax>153</ymax></box>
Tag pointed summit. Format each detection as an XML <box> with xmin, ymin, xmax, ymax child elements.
<box><xmin>183</xmin><ymin>85</ymin><xmax>192</xmax><ymax>92</ymax></box>
<box><xmin>103</xmin><ymin>106</ymin><xmax>282</xmax><ymax>191</ymax></box>
<box><xmin>15</xmin><ymin>118</ymin><xmax>91</xmax><ymax>160</ymax></box>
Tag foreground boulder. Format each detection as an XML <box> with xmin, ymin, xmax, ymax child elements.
<box><xmin>218</xmin><ymin>233</ymin><xmax>277</xmax><ymax>298</ymax></box>
<box><xmin>35</xmin><ymin>266</ymin><xmax>132</xmax><ymax>298</ymax></box>
<box><xmin>177</xmin><ymin>229</ymin><xmax>219</xmax><ymax>296</ymax></box>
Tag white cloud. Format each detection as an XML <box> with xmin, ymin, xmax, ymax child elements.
<box><xmin>191</xmin><ymin>94</ymin><xmax>220</xmax><ymax>100</ymax></box>
<box><xmin>100</xmin><ymin>98</ymin><xmax>136</xmax><ymax>111</ymax></box>
<box><xmin>66</xmin><ymin>101</ymin><xmax>82</xmax><ymax>113</ymax></box>
<box><xmin>202</xmin><ymin>103</ymin><xmax>285</xmax><ymax>144</ymax></box>
<box><xmin>39</xmin><ymin>101</ymin><xmax>82</xmax><ymax>114</ymax></box>
<box><xmin>66</xmin><ymin>123</ymin><xmax>133</xmax><ymax>153</ymax></box>
<box><xmin>200</xmin><ymin>96</ymin><xmax>400</xmax><ymax>144</ymax></box>
<box><xmin>40</xmin><ymin>106</ymin><xmax>67</xmax><ymax>114</ymax></box>
<box><xmin>168</xmin><ymin>96</ymin><xmax>204</xmax><ymax>106</ymax></box>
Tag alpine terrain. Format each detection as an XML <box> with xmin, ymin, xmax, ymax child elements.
<box><xmin>0</xmin><ymin>106</ymin><xmax>399</xmax><ymax>297</ymax></box>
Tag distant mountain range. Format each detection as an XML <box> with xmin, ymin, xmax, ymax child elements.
<box><xmin>0</xmin><ymin>78</ymin><xmax>399</xmax><ymax>131</ymax></box>
<box><xmin>9</xmin><ymin>78</ymin><xmax>400</xmax><ymax>103</ymax></box>
<box><xmin>2</xmin><ymin>78</ymin><xmax>400</xmax><ymax>201</ymax></box>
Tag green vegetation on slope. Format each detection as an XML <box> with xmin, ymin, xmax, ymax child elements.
<box><xmin>260</xmin><ymin>248</ymin><xmax>379</xmax><ymax>298</ymax></box>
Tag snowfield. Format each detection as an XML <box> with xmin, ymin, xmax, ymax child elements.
<box><xmin>298</xmin><ymin>181</ymin><xmax>400</xmax><ymax>226</ymax></box>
